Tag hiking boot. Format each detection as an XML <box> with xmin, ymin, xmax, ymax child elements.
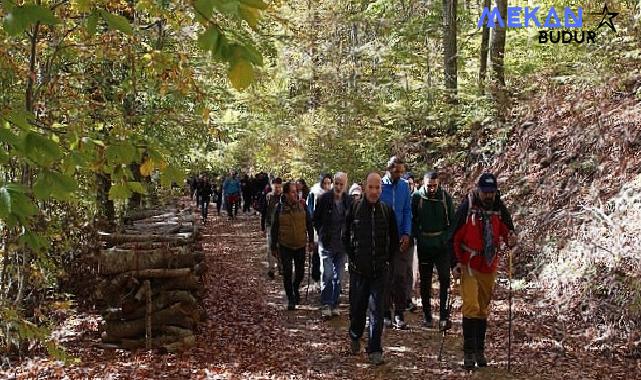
<box><xmin>331</xmin><ymin>308</ymin><xmax>339</xmax><ymax>317</ymax></box>
<box><xmin>406</xmin><ymin>300</ymin><xmax>417</xmax><ymax>312</ymax></box>
<box><xmin>350</xmin><ymin>339</ymin><xmax>361</xmax><ymax>355</ymax></box>
<box><xmin>267</xmin><ymin>270</ymin><xmax>275</xmax><ymax>279</ymax></box>
<box><xmin>476</xmin><ymin>319</ymin><xmax>488</xmax><ymax>367</ymax></box>
<box><xmin>439</xmin><ymin>319</ymin><xmax>452</xmax><ymax>332</ymax></box>
<box><xmin>287</xmin><ymin>302</ymin><xmax>296</xmax><ymax>311</ymax></box>
<box><xmin>462</xmin><ymin>317</ymin><xmax>477</xmax><ymax>370</ymax></box>
<box><xmin>368</xmin><ymin>351</ymin><xmax>384</xmax><ymax>365</ymax></box>
<box><xmin>383</xmin><ymin>317</ymin><xmax>392</xmax><ymax>328</ymax></box>
<box><xmin>423</xmin><ymin>313</ymin><xmax>433</xmax><ymax>327</ymax></box>
<box><xmin>321</xmin><ymin>305</ymin><xmax>332</xmax><ymax>319</ymax></box>
<box><xmin>393</xmin><ymin>315</ymin><xmax>408</xmax><ymax>330</ymax></box>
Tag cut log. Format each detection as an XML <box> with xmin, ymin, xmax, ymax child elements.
<box><xmin>110</xmin><ymin>290</ymin><xmax>197</xmax><ymax>319</ymax></box>
<box><xmin>150</xmin><ymin>275</ymin><xmax>202</xmax><ymax>294</ymax></box>
<box><xmin>103</xmin><ymin>303</ymin><xmax>197</xmax><ymax>339</ymax></box>
<box><xmin>98</xmin><ymin>247</ymin><xmax>202</xmax><ymax>275</ymax></box>
<box><xmin>98</xmin><ymin>232</ymin><xmax>193</xmax><ymax>245</ymax></box>
<box><xmin>119</xmin><ymin>334</ymin><xmax>195</xmax><ymax>351</ymax></box>
<box><xmin>111</xmin><ymin>268</ymin><xmax>192</xmax><ymax>284</ymax></box>
<box><xmin>117</xmin><ymin>240</ymin><xmax>191</xmax><ymax>250</ymax></box>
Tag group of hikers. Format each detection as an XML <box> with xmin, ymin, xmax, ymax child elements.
<box><xmin>190</xmin><ymin>156</ymin><xmax>517</xmax><ymax>368</ymax></box>
<box><xmin>188</xmin><ymin>172</ymin><xmax>271</xmax><ymax>223</ymax></box>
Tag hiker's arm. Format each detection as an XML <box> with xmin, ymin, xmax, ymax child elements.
<box><xmin>270</xmin><ymin>206</ymin><xmax>280</xmax><ymax>251</ymax></box>
<box><xmin>389</xmin><ymin>208</ymin><xmax>400</xmax><ymax>260</ymax></box>
<box><xmin>498</xmin><ymin>198</ymin><xmax>515</xmax><ymax>231</ymax></box>
<box><xmin>448</xmin><ymin>200</ymin><xmax>469</xmax><ymax>268</ymax></box>
<box><xmin>312</xmin><ymin>194</ymin><xmax>323</xmax><ymax>232</ymax></box>
<box><xmin>306</xmin><ymin>208</ymin><xmax>314</xmax><ymax>243</ymax></box>
<box><xmin>401</xmin><ymin>188</ymin><xmax>412</xmax><ymax>237</ymax></box>
<box><xmin>411</xmin><ymin>193</ymin><xmax>420</xmax><ymax>238</ymax></box>
<box><xmin>343</xmin><ymin>205</ymin><xmax>354</xmax><ymax>259</ymax></box>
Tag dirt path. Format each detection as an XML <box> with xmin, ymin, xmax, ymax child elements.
<box><xmin>1</xmin><ymin>200</ymin><xmax>638</xmax><ymax>379</ymax></box>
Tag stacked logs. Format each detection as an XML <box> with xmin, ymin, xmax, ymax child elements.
<box><xmin>94</xmin><ymin>208</ymin><xmax>205</xmax><ymax>352</ymax></box>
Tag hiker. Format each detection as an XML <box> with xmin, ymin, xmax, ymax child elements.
<box><xmin>412</xmin><ymin>171</ymin><xmax>455</xmax><ymax>329</ymax></box>
<box><xmin>450</xmin><ymin>172</ymin><xmax>517</xmax><ymax>369</ymax></box>
<box><xmin>223</xmin><ymin>171</ymin><xmax>241</xmax><ymax>219</ymax></box>
<box><xmin>344</xmin><ymin>172</ymin><xmax>399</xmax><ymax>365</ymax></box>
<box><xmin>313</xmin><ymin>172</ymin><xmax>350</xmax><ymax>318</ymax></box>
<box><xmin>271</xmin><ymin>181</ymin><xmax>314</xmax><ymax>310</ymax></box>
<box><xmin>404</xmin><ymin>173</ymin><xmax>418</xmax><ymax>313</ymax></box>
<box><xmin>380</xmin><ymin>156</ymin><xmax>412</xmax><ymax>329</ymax></box>
<box><xmin>307</xmin><ymin>173</ymin><xmax>333</xmax><ymax>289</ymax></box>
<box><xmin>349</xmin><ymin>183</ymin><xmax>362</xmax><ymax>203</ymax></box>
<box><xmin>263</xmin><ymin>177</ymin><xmax>283</xmax><ymax>279</ymax></box>
<box><xmin>296</xmin><ymin>178</ymin><xmax>310</xmax><ymax>203</ymax></box>
<box><xmin>211</xmin><ymin>183</ymin><xmax>221</xmax><ymax>215</ymax></box>
<box><xmin>241</xmin><ymin>173</ymin><xmax>253</xmax><ymax>213</ymax></box>
<box><xmin>198</xmin><ymin>177</ymin><xmax>213</xmax><ymax>224</ymax></box>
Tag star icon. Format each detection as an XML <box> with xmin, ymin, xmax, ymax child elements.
<box><xmin>593</xmin><ymin>4</ymin><xmax>618</xmax><ymax>32</ymax></box>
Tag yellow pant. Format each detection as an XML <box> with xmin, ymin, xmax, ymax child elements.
<box><xmin>461</xmin><ymin>268</ymin><xmax>497</xmax><ymax>319</ymax></box>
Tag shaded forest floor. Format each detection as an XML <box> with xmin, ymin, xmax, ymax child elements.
<box><xmin>1</xmin><ymin>198</ymin><xmax>639</xmax><ymax>379</ymax></box>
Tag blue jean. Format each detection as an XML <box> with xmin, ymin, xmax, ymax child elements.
<box><xmin>349</xmin><ymin>271</ymin><xmax>386</xmax><ymax>354</ymax></box>
<box><xmin>319</xmin><ymin>243</ymin><xmax>346</xmax><ymax>307</ymax></box>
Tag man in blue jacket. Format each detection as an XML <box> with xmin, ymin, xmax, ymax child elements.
<box><xmin>380</xmin><ymin>156</ymin><xmax>413</xmax><ymax>329</ymax></box>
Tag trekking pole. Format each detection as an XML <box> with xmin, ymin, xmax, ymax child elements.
<box><xmin>438</xmin><ymin>279</ymin><xmax>456</xmax><ymax>363</ymax></box>
<box><xmin>305</xmin><ymin>244</ymin><xmax>312</xmax><ymax>302</ymax></box>
<box><xmin>507</xmin><ymin>247</ymin><xmax>513</xmax><ymax>372</ymax></box>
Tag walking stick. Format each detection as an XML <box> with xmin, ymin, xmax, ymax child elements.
<box><xmin>305</xmin><ymin>244</ymin><xmax>312</xmax><ymax>302</ymax></box>
<box><xmin>508</xmin><ymin>247</ymin><xmax>513</xmax><ymax>372</ymax></box>
<box><xmin>438</xmin><ymin>279</ymin><xmax>456</xmax><ymax>363</ymax></box>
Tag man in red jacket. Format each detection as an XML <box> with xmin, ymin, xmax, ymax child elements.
<box><xmin>450</xmin><ymin>173</ymin><xmax>517</xmax><ymax>369</ymax></box>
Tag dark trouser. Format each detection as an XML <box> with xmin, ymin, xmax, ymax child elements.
<box><xmin>418</xmin><ymin>245</ymin><xmax>451</xmax><ymax>321</ymax></box>
<box><xmin>385</xmin><ymin>248</ymin><xmax>410</xmax><ymax>318</ymax></box>
<box><xmin>242</xmin><ymin>193</ymin><xmax>252</xmax><ymax>212</ymax></box>
<box><xmin>311</xmin><ymin>244</ymin><xmax>321</xmax><ymax>282</ymax></box>
<box><xmin>280</xmin><ymin>246</ymin><xmax>306</xmax><ymax>304</ymax></box>
<box><xmin>226</xmin><ymin>194</ymin><xmax>240</xmax><ymax>217</ymax></box>
<box><xmin>200</xmin><ymin>196</ymin><xmax>210</xmax><ymax>220</ymax></box>
<box><xmin>216</xmin><ymin>195</ymin><xmax>222</xmax><ymax>214</ymax></box>
<box><xmin>349</xmin><ymin>271</ymin><xmax>386</xmax><ymax>354</ymax></box>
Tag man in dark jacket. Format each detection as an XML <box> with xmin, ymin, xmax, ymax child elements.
<box><xmin>343</xmin><ymin>172</ymin><xmax>399</xmax><ymax>366</ymax></box>
<box><xmin>197</xmin><ymin>177</ymin><xmax>213</xmax><ymax>224</ymax></box>
<box><xmin>313</xmin><ymin>172</ymin><xmax>350</xmax><ymax>318</ymax></box>
<box><xmin>412</xmin><ymin>171</ymin><xmax>455</xmax><ymax>329</ymax></box>
<box><xmin>271</xmin><ymin>181</ymin><xmax>314</xmax><ymax>310</ymax></box>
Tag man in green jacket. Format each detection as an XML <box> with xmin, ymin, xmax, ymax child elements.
<box><xmin>412</xmin><ymin>171</ymin><xmax>455</xmax><ymax>329</ymax></box>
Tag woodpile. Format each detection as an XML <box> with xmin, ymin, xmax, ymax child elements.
<box><xmin>94</xmin><ymin>207</ymin><xmax>205</xmax><ymax>352</ymax></box>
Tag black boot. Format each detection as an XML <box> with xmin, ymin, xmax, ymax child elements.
<box><xmin>476</xmin><ymin>319</ymin><xmax>487</xmax><ymax>367</ymax></box>
<box><xmin>462</xmin><ymin>317</ymin><xmax>477</xmax><ymax>370</ymax></box>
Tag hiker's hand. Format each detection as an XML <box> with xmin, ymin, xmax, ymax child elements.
<box><xmin>452</xmin><ymin>263</ymin><xmax>462</xmax><ymax>280</ymax></box>
<box><xmin>508</xmin><ymin>231</ymin><xmax>518</xmax><ymax>248</ymax></box>
<box><xmin>400</xmin><ymin>235</ymin><xmax>410</xmax><ymax>252</ymax></box>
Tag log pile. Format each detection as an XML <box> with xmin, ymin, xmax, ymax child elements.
<box><xmin>94</xmin><ymin>207</ymin><xmax>205</xmax><ymax>352</ymax></box>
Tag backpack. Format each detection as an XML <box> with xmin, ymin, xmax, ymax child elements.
<box><xmin>417</xmin><ymin>189</ymin><xmax>450</xmax><ymax>227</ymax></box>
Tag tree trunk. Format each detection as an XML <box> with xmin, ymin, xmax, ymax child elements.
<box><xmin>442</xmin><ymin>0</ymin><xmax>458</xmax><ymax>104</ymax></box>
<box><xmin>490</xmin><ymin>0</ymin><xmax>507</xmax><ymax>88</ymax></box>
<box><xmin>479</xmin><ymin>0</ymin><xmax>491</xmax><ymax>93</ymax></box>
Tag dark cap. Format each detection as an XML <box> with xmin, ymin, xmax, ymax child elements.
<box><xmin>478</xmin><ymin>173</ymin><xmax>498</xmax><ymax>192</ymax></box>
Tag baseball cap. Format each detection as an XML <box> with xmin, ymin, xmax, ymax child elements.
<box><xmin>478</xmin><ymin>173</ymin><xmax>498</xmax><ymax>192</ymax></box>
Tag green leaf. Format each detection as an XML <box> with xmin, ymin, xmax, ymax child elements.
<box><xmin>160</xmin><ymin>166</ymin><xmax>184</xmax><ymax>188</ymax></box>
<box><xmin>197</xmin><ymin>27</ymin><xmax>220</xmax><ymax>52</ymax></box>
<box><xmin>105</xmin><ymin>141</ymin><xmax>137</xmax><ymax>164</ymax></box>
<box><xmin>33</xmin><ymin>171</ymin><xmax>77</xmax><ymax>201</ymax></box>
<box><xmin>0</xmin><ymin>126</ymin><xmax>22</xmax><ymax>149</ymax></box>
<box><xmin>18</xmin><ymin>231</ymin><xmax>48</xmax><ymax>252</ymax></box>
<box><xmin>228</xmin><ymin>59</ymin><xmax>254</xmax><ymax>90</ymax></box>
<box><xmin>239</xmin><ymin>4</ymin><xmax>259</xmax><ymax>28</ymax></box>
<box><xmin>194</xmin><ymin>0</ymin><xmax>215</xmax><ymax>20</ymax></box>
<box><xmin>98</xmin><ymin>10</ymin><xmax>133</xmax><ymax>35</ymax></box>
<box><xmin>108</xmin><ymin>183</ymin><xmax>132</xmax><ymax>200</ymax></box>
<box><xmin>2</xmin><ymin>4</ymin><xmax>59</xmax><ymax>36</ymax></box>
<box><xmin>23</xmin><ymin>132</ymin><xmax>63</xmax><ymax>167</ymax></box>
<box><xmin>0</xmin><ymin>149</ymin><xmax>8</xmax><ymax>164</ymax></box>
<box><xmin>5</xmin><ymin>109</ymin><xmax>33</xmax><ymax>130</ymax></box>
<box><xmin>239</xmin><ymin>0</ymin><xmax>268</xmax><ymax>10</ymax></box>
<box><xmin>127</xmin><ymin>181</ymin><xmax>147</xmax><ymax>194</ymax></box>
<box><xmin>87</xmin><ymin>11</ymin><xmax>98</xmax><ymax>36</ymax></box>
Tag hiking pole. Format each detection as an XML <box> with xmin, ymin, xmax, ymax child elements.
<box><xmin>438</xmin><ymin>279</ymin><xmax>456</xmax><ymax>363</ymax></box>
<box><xmin>507</xmin><ymin>247</ymin><xmax>513</xmax><ymax>372</ymax></box>
<box><xmin>305</xmin><ymin>244</ymin><xmax>312</xmax><ymax>302</ymax></box>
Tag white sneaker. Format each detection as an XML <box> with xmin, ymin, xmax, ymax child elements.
<box><xmin>393</xmin><ymin>315</ymin><xmax>408</xmax><ymax>330</ymax></box>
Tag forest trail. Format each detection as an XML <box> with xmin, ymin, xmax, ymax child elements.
<box><xmin>2</xmin><ymin>198</ymin><xmax>638</xmax><ymax>379</ymax></box>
